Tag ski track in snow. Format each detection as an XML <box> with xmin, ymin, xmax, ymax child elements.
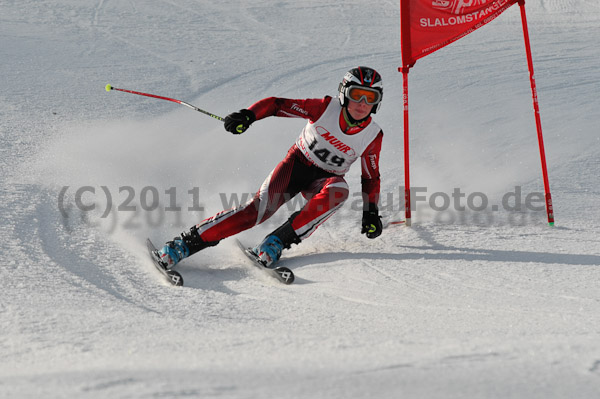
<box><xmin>2</xmin><ymin>0</ymin><xmax>600</xmax><ymax>398</ymax></box>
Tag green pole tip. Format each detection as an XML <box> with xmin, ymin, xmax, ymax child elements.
<box><xmin>548</xmin><ymin>222</ymin><xmax>555</xmax><ymax>227</ymax></box>
<box><xmin>105</xmin><ymin>84</ymin><xmax>112</xmax><ymax>92</ymax></box>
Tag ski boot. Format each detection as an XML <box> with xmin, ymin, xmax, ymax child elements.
<box><xmin>253</xmin><ymin>219</ymin><xmax>301</xmax><ymax>268</ymax></box>
<box><xmin>157</xmin><ymin>225</ymin><xmax>219</xmax><ymax>269</ymax></box>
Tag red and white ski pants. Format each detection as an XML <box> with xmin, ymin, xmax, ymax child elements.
<box><xmin>196</xmin><ymin>145</ymin><xmax>349</xmax><ymax>243</ymax></box>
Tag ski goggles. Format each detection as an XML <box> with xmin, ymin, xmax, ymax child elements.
<box><xmin>346</xmin><ymin>86</ymin><xmax>382</xmax><ymax>105</ymax></box>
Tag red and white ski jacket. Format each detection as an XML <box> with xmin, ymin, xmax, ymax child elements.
<box><xmin>248</xmin><ymin>96</ymin><xmax>383</xmax><ymax>204</ymax></box>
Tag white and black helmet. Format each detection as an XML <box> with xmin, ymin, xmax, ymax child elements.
<box><xmin>338</xmin><ymin>66</ymin><xmax>383</xmax><ymax>114</ymax></box>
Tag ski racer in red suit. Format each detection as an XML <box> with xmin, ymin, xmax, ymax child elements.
<box><xmin>157</xmin><ymin>66</ymin><xmax>385</xmax><ymax>269</ymax></box>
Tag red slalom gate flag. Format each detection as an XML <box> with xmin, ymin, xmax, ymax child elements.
<box><xmin>397</xmin><ymin>0</ymin><xmax>555</xmax><ymax>227</ymax></box>
<box><xmin>401</xmin><ymin>0</ymin><xmax>519</xmax><ymax>68</ymax></box>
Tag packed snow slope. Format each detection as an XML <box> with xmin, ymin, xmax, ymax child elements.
<box><xmin>2</xmin><ymin>0</ymin><xmax>599</xmax><ymax>397</ymax></box>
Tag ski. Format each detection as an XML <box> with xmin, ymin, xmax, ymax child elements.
<box><xmin>235</xmin><ymin>239</ymin><xmax>295</xmax><ymax>285</ymax></box>
<box><xmin>146</xmin><ymin>238</ymin><xmax>184</xmax><ymax>286</ymax></box>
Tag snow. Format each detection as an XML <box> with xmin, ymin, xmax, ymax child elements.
<box><xmin>2</xmin><ymin>0</ymin><xmax>600</xmax><ymax>397</ymax></box>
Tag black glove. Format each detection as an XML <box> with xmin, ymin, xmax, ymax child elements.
<box><xmin>223</xmin><ymin>109</ymin><xmax>256</xmax><ymax>134</ymax></box>
<box><xmin>361</xmin><ymin>203</ymin><xmax>382</xmax><ymax>239</ymax></box>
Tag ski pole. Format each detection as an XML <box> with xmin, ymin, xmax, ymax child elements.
<box><xmin>105</xmin><ymin>84</ymin><xmax>224</xmax><ymax>121</ymax></box>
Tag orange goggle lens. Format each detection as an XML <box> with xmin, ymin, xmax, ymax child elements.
<box><xmin>347</xmin><ymin>87</ymin><xmax>381</xmax><ymax>105</ymax></box>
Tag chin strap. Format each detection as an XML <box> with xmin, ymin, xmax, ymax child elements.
<box><xmin>342</xmin><ymin>107</ymin><xmax>370</xmax><ymax>127</ymax></box>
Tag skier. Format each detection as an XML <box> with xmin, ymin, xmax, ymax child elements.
<box><xmin>157</xmin><ymin>66</ymin><xmax>385</xmax><ymax>269</ymax></box>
